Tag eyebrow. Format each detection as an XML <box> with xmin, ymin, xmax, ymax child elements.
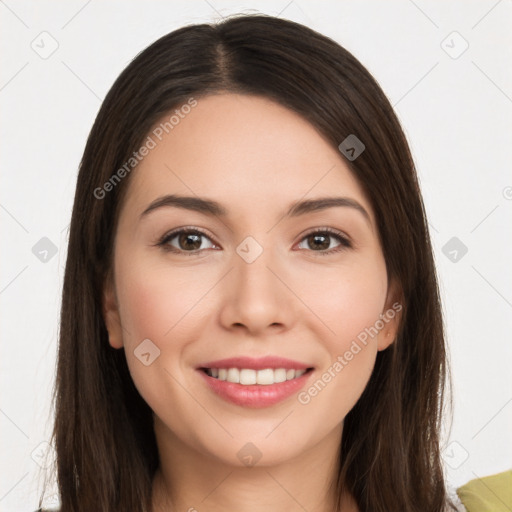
<box><xmin>139</xmin><ymin>194</ymin><xmax>371</xmax><ymax>226</ymax></box>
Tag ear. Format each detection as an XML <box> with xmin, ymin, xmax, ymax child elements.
<box><xmin>102</xmin><ymin>272</ymin><xmax>124</xmax><ymax>349</ymax></box>
<box><xmin>377</xmin><ymin>276</ymin><xmax>403</xmax><ymax>352</ymax></box>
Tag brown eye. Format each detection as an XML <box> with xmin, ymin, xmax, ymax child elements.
<box><xmin>158</xmin><ymin>228</ymin><xmax>217</xmax><ymax>255</ymax></box>
<box><xmin>297</xmin><ymin>228</ymin><xmax>352</xmax><ymax>255</ymax></box>
<box><xmin>176</xmin><ymin>232</ymin><xmax>203</xmax><ymax>251</ymax></box>
<box><xmin>305</xmin><ymin>233</ymin><xmax>331</xmax><ymax>251</ymax></box>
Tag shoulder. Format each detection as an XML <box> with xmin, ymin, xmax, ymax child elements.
<box><xmin>455</xmin><ymin>470</ymin><xmax>512</xmax><ymax>511</ymax></box>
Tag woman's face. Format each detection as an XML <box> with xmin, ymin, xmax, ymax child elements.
<box><xmin>103</xmin><ymin>93</ymin><xmax>401</xmax><ymax>467</ymax></box>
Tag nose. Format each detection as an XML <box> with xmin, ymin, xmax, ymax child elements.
<box><xmin>218</xmin><ymin>245</ymin><xmax>296</xmax><ymax>336</ymax></box>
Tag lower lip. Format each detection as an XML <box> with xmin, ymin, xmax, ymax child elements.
<box><xmin>197</xmin><ymin>369</ymin><xmax>314</xmax><ymax>408</ymax></box>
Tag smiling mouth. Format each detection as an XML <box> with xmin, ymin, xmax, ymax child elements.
<box><xmin>200</xmin><ymin>367</ymin><xmax>314</xmax><ymax>386</ymax></box>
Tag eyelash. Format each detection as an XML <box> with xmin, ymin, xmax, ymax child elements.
<box><xmin>155</xmin><ymin>226</ymin><xmax>353</xmax><ymax>257</ymax></box>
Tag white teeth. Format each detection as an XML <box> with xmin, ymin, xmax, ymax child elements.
<box><xmin>274</xmin><ymin>368</ymin><xmax>287</xmax><ymax>383</ymax></box>
<box><xmin>240</xmin><ymin>369</ymin><xmax>257</xmax><ymax>385</ymax></box>
<box><xmin>227</xmin><ymin>368</ymin><xmax>239</xmax><ymax>383</ymax></box>
<box><xmin>205</xmin><ymin>367</ymin><xmax>309</xmax><ymax>385</ymax></box>
<box><xmin>256</xmin><ymin>368</ymin><xmax>274</xmax><ymax>385</ymax></box>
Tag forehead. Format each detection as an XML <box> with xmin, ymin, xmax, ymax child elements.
<box><xmin>122</xmin><ymin>93</ymin><xmax>373</xmax><ymax>223</ymax></box>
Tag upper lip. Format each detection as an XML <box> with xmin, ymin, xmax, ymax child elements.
<box><xmin>197</xmin><ymin>356</ymin><xmax>313</xmax><ymax>371</ymax></box>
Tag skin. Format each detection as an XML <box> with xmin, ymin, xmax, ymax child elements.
<box><xmin>103</xmin><ymin>93</ymin><xmax>401</xmax><ymax>512</ymax></box>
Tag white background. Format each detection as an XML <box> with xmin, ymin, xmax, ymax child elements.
<box><xmin>1</xmin><ymin>1</ymin><xmax>511</xmax><ymax>510</ymax></box>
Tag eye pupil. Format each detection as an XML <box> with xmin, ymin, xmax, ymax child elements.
<box><xmin>308</xmin><ymin>234</ymin><xmax>330</xmax><ymax>250</ymax></box>
<box><xmin>180</xmin><ymin>233</ymin><xmax>202</xmax><ymax>250</ymax></box>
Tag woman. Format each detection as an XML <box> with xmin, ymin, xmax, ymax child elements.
<box><xmin>40</xmin><ymin>13</ymin><xmax>459</xmax><ymax>512</ymax></box>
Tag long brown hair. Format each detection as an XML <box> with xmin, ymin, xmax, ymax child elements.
<box><xmin>43</xmin><ymin>13</ymin><xmax>457</xmax><ymax>512</ymax></box>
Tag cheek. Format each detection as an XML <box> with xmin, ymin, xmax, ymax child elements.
<box><xmin>293</xmin><ymin>258</ymin><xmax>385</xmax><ymax>408</ymax></box>
<box><xmin>113</xmin><ymin>254</ymin><xmax>222</xmax><ymax>402</ymax></box>
<box><xmin>116</xmin><ymin>257</ymin><xmax>212</xmax><ymax>347</ymax></box>
<box><xmin>295</xmin><ymin>256</ymin><xmax>387</xmax><ymax>347</ymax></box>
<box><xmin>113</xmin><ymin>258</ymin><xmax>205</xmax><ymax>413</ymax></box>
<box><xmin>295</xmin><ymin>274</ymin><xmax>383</xmax><ymax>423</ymax></box>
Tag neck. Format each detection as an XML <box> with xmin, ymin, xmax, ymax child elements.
<box><xmin>150</xmin><ymin>417</ymin><xmax>358</xmax><ymax>512</ymax></box>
